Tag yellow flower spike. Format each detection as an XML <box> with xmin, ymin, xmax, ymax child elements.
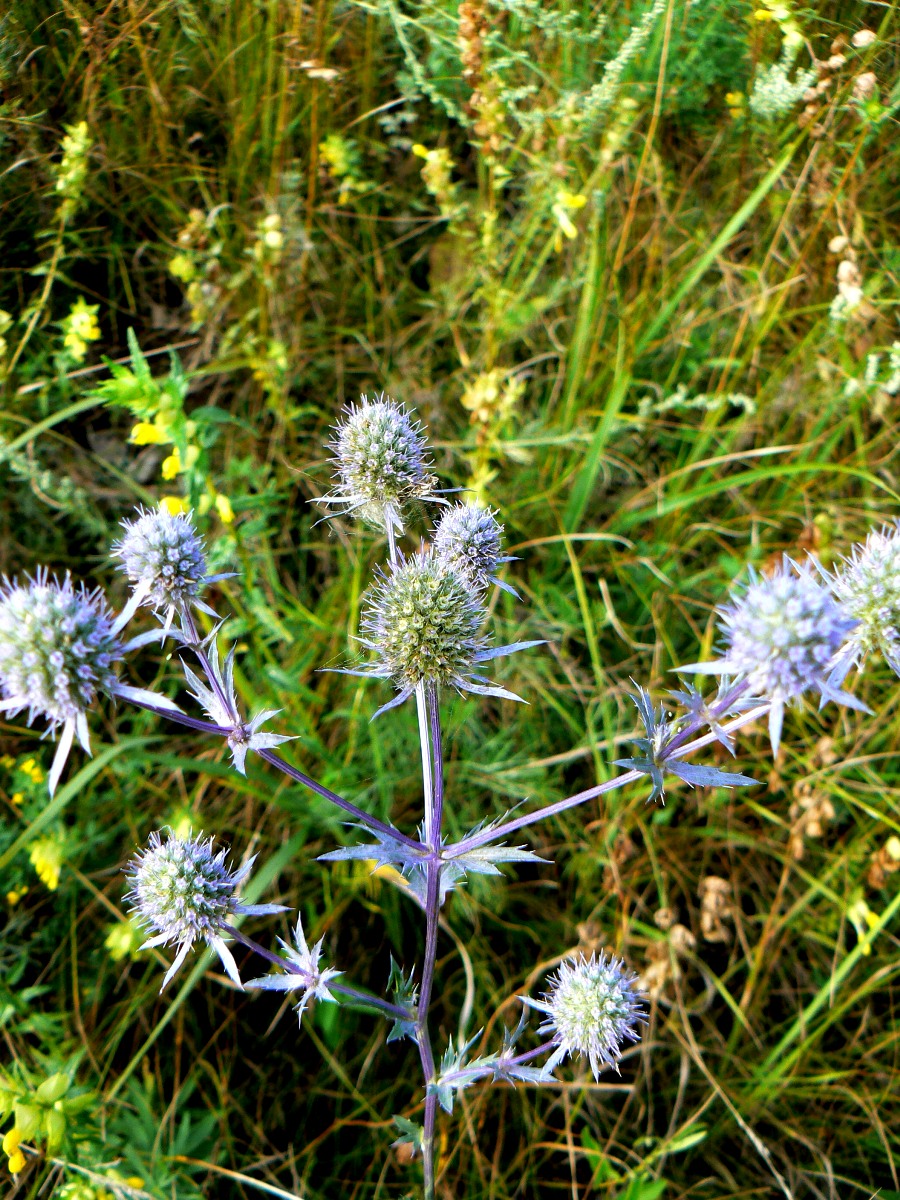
<box><xmin>160</xmin><ymin>495</ymin><xmax>188</xmax><ymax>516</ymax></box>
<box><xmin>214</xmin><ymin>493</ymin><xmax>234</xmax><ymax>524</ymax></box>
<box><xmin>130</xmin><ymin>422</ymin><xmax>168</xmax><ymax>446</ymax></box>
<box><xmin>29</xmin><ymin>838</ymin><xmax>63</xmax><ymax>891</ymax></box>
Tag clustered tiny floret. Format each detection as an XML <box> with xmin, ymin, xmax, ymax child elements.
<box><xmin>0</xmin><ymin>571</ymin><xmax>126</xmax><ymax>793</ymax></box>
<box><xmin>126</xmin><ymin>829</ymin><xmax>286</xmax><ymax>990</ymax></box>
<box><xmin>433</xmin><ymin>502</ymin><xmax>515</xmax><ymax>594</ymax></box>
<box><xmin>525</xmin><ymin>953</ymin><xmax>645</xmax><ymax>1080</ymax></box>
<box><xmin>829</xmin><ymin>523</ymin><xmax>900</xmax><ymax>682</ymax></box>
<box><xmin>113</xmin><ymin>505</ymin><xmax>208</xmax><ymax>624</ymax></box>
<box><xmin>320</xmin><ymin>394</ymin><xmax>442</xmax><ymax>532</ymax></box>
<box><xmin>681</xmin><ymin>557</ymin><xmax>863</xmax><ymax>753</ymax></box>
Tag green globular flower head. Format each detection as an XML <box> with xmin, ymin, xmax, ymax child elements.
<box><xmin>831</xmin><ymin>523</ymin><xmax>900</xmax><ymax>680</ymax></box>
<box><xmin>322</xmin><ymin>394</ymin><xmax>441</xmax><ymax>531</ymax></box>
<box><xmin>126</xmin><ymin>829</ymin><xmax>285</xmax><ymax>990</ymax></box>
<box><xmin>362</xmin><ymin>550</ymin><xmax>486</xmax><ymax>700</ymax></box>
<box><xmin>525</xmin><ymin>953</ymin><xmax>645</xmax><ymax>1080</ymax></box>
<box><xmin>433</xmin><ymin>502</ymin><xmax>513</xmax><ymax>593</ymax></box>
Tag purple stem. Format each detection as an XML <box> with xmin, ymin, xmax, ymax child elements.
<box><xmin>446</xmin><ymin>702</ymin><xmax>771</xmax><ymax>857</ymax></box>
<box><xmin>257</xmin><ymin>748</ymin><xmax>426</xmax><ymax>851</ymax></box>
<box><xmin>223</xmin><ymin>925</ymin><xmax>412</xmax><ymax>1021</ymax></box>
<box><xmin>416</xmin><ymin>684</ymin><xmax>444</xmax><ymax>1200</ymax></box>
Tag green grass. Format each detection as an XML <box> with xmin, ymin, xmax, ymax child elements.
<box><xmin>1</xmin><ymin>0</ymin><xmax>900</xmax><ymax>1196</ymax></box>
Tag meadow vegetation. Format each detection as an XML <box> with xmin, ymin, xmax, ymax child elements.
<box><xmin>1</xmin><ymin>0</ymin><xmax>899</xmax><ymax>1196</ymax></box>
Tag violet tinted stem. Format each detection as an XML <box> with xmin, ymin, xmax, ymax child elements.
<box><xmin>256</xmin><ymin>748</ymin><xmax>426</xmax><ymax>851</ymax></box>
<box><xmin>448</xmin><ymin>702</ymin><xmax>771</xmax><ymax>856</ymax></box>
<box><xmin>417</xmin><ymin>683</ymin><xmax>444</xmax><ymax>1200</ymax></box>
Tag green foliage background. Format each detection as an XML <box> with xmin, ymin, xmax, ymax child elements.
<box><xmin>1</xmin><ymin>0</ymin><xmax>899</xmax><ymax>1196</ymax></box>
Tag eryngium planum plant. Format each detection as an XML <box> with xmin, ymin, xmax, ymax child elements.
<box><xmin>2</xmin><ymin>393</ymin><xmax>886</xmax><ymax>1196</ymax></box>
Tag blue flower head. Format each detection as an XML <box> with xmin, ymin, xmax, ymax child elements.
<box><xmin>340</xmin><ymin>549</ymin><xmax>542</xmax><ymax>716</ymax></box>
<box><xmin>829</xmin><ymin>523</ymin><xmax>900</xmax><ymax>682</ymax></box>
<box><xmin>679</xmin><ymin>557</ymin><xmax>865</xmax><ymax>753</ymax></box>
<box><xmin>0</xmin><ymin>571</ymin><xmax>128</xmax><ymax>794</ymax></box>
<box><xmin>433</xmin><ymin>502</ymin><xmax>516</xmax><ymax>595</ymax></box>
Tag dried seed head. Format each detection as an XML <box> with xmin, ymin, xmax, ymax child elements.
<box><xmin>113</xmin><ymin>506</ymin><xmax>207</xmax><ymax>615</ymax></box>
<box><xmin>322</xmin><ymin>394</ymin><xmax>440</xmax><ymax>531</ymax></box>
<box><xmin>362</xmin><ymin>550</ymin><xmax>486</xmax><ymax>695</ymax></box>
<box><xmin>526</xmin><ymin>953</ymin><xmax>645</xmax><ymax>1079</ymax></box>
<box><xmin>0</xmin><ymin>570</ymin><xmax>123</xmax><ymax>730</ymax></box>
<box><xmin>433</xmin><ymin>502</ymin><xmax>508</xmax><ymax>591</ymax></box>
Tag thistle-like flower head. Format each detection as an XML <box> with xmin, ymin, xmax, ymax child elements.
<box><xmin>245</xmin><ymin>915</ymin><xmax>342</xmax><ymax>1025</ymax></box>
<box><xmin>433</xmin><ymin>502</ymin><xmax>516</xmax><ymax>594</ymax></box>
<box><xmin>524</xmin><ymin>953</ymin><xmax>645</xmax><ymax>1080</ymax></box>
<box><xmin>345</xmin><ymin>549</ymin><xmax>541</xmax><ymax>715</ymax></box>
<box><xmin>126</xmin><ymin>829</ymin><xmax>286</xmax><ymax>990</ymax></box>
<box><xmin>0</xmin><ymin>571</ymin><xmax>127</xmax><ymax>793</ymax></box>
<box><xmin>112</xmin><ymin>506</ymin><xmax>210</xmax><ymax>627</ymax></box>
<box><xmin>829</xmin><ymin>523</ymin><xmax>900</xmax><ymax>681</ymax></box>
<box><xmin>320</xmin><ymin>394</ymin><xmax>441</xmax><ymax>531</ymax></box>
<box><xmin>679</xmin><ymin>557</ymin><xmax>864</xmax><ymax>753</ymax></box>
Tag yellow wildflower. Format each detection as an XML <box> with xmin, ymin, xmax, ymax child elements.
<box><xmin>847</xmin><ymin>895</ymin><xmax>880</xmax><ymax>955</ymax></box>
<box><xmin>6</xmin><ymin>886</ymin><xmax>28</xmax><ymax>907</ymax></box>
<box><xmin>3</xmin><ymin>1127</ymin><xmax>25</xmax><ymax>1174</ymax></box>
<box><xmin>20</xmin><ymin>758</ymin><xmax>44</xmax><ymax>784</ymax></box>
<box><xmin>29</xmin><ymin>837</ymin><xmax>64</xmax><ymax>891</ymax></box>
<box><xmin>215</xmin><ymin>493</ymin><xmax>234</xmax><ymax>523</ymax></box>
<box><xmin>551</xmin><ymin>191</ymin><xmax>588</xmax><ymax>248</ymax></box>
<box><xmin>10</xmin><ymin>793</ymin><xmax>24</xmax><ymax>806</ymax></box>
<box><xmin>130</xmin><ymin>421</ymin><xmax>169</xmax><ymax>446</ymax></box>
<box><xmin>161</xmin><ymin>444</ymin><xmax>199</xmax><ymax>479</ymax></box>
<box><xmin>160</xmin><ymin>495</ymin><xmax>188</xmax><ymax>516</ymax></box>
<box><xmin>61</xmin><ymin>298</ymin><xmax>101</xmax><ymax>362</ymax></box>
<box><xmin>168</xmin><ymin>253</ymin><xmax>196</xmax><ymax>283</ymax></box>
